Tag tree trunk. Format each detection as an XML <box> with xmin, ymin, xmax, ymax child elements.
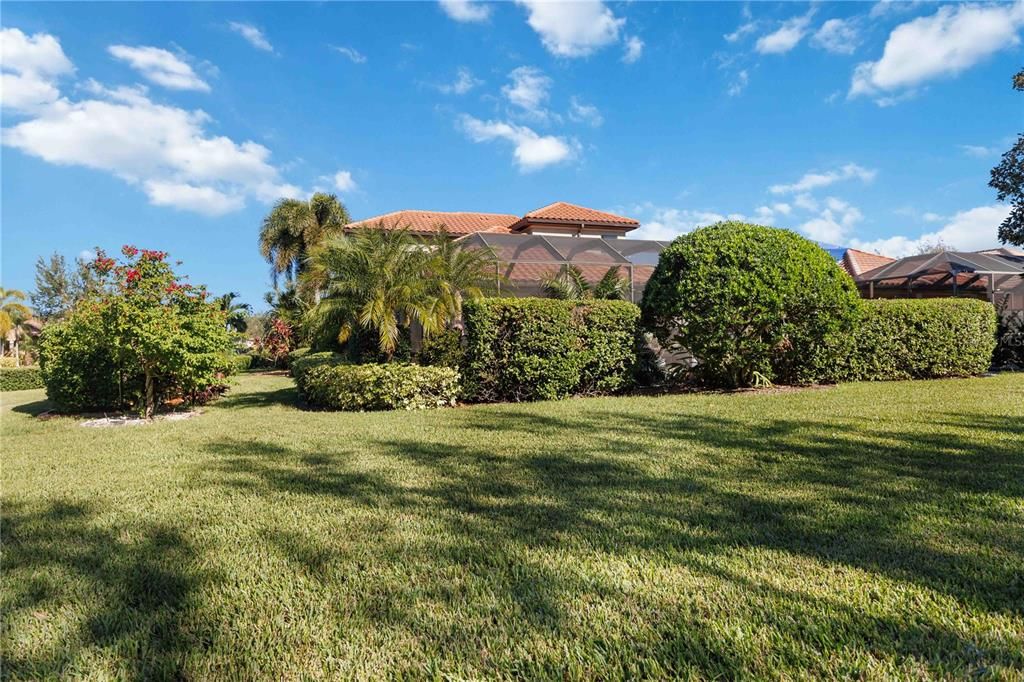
<box><xmin>144</xmin><ymin>368</ymin><xmax>155</xmax><ymax>419</ymax></box>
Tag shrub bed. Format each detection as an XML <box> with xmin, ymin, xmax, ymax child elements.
<box><xmin>462</xmin><ymin>298</ymin><xmax>640</xmax><ymax>402</ymax></box>
<box><xmin>0</xmin><ymin>366</ymin><xmax>45</xmax><ymax>391</ymax></box>
<box><xmin>841</xmin><ymin>298</ymin><xmax>997</xmax><ymax>380</ymax></box>
<box><xmin>299</xmin><ymin>363</ymin><xmax>459</xmax><ymax>411</ymax></box>
<box><xmin>225</xmin><ymin>354</ymin><xmax>253</xmax><ymax>374</ymax></box>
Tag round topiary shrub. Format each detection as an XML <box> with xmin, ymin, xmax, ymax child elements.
<box><xmin>640</xmin><ymin>222</ymin><xmax>861</xmax><ymax>387</ymax></box>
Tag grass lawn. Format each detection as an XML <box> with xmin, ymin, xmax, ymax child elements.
<box><xmin>2</xmin><ymin>372</ymin><xmax>1023</xmax><ymax>679</ymax></box>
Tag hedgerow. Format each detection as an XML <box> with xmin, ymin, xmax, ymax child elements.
<box><xmin>840</xmin><ymin>298</ymin><xmax>997</xmax><ymax>380</ymax></box>
<box><xmin>0</xmin><ymin>367</ymin><xmax>45</xmax><ymax>391</ymax></box>
<box><xmin>299</xmin><ymin>363</ymin><xmax>459</xmax><ymax>411</ymax></box>
<box><xmin>461</xmin><ymin>298</ymin><xmax>640</xmax><ymax>402</ymax></box>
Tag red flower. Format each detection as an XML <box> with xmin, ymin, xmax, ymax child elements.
<box><xmin>141</xmin><ymin>249</ymin><xmax>167</xmax><ymax>261</ymax></box>
<box><xmin>122</xmin><ymin>245</ymin><xmax>139</xmax><ymax>257</ymax></box>
<box><xmin>126</xmin><ymin>269</ymin><xmax>141</xmax><ymax>284</ymax></box>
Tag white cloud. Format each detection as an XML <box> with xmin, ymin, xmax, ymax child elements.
<box><xmin>3</xmin><ymin>38</ymin><xmax>300</xmax><ymax>216</ymax></box>
<box><xmin>438</xmin><ymin>67</ymin><xmax>483</xmax><ymax>95</ymax></box>
<box><xmin>773</xmin><ymin>202</ymin><xmax>792</xmax><ymax>215</ymax></box>
<box><xmin>516</xmin><ymin>0</ymin><xmax>625</xmax><ymax>57</ymax></box>
<box><xmin>0</xmin><ymin>28</ymin><xmax>75</xmax><ymax>113</ymax></box>
<box><xmin>799</xmin><ymin>197</ymin><xmax>863</xmax><ymax>243</ymax></box>
<box><xmin>502</xmin><ymin>66</ymin><xmax>553</xmax><ymax>120</ymax></box>
<box><xmin>568</xmin><ymin>96</ymin><xmax>603</xmax><ymax>127</ymax></box>
<box><xmin>959</xmin><ymin>144</ymin><xmax>997</xmax><ymax>158</ymax></box>
<box><xmin>869</xmin><ymin>0</ymin><xmax>921</xmax><ymax>20</ymax></box>
<box><xmin>144</xmin><ymin>181</ymin><xmax>245</xmax><ymax>216</ymax></box>
<box><xmin>439</xmin><ymin>0</ymin><xmax>492</xmax><ymax>23</ymax></box>
<box><xmin>727</xmin><ymin>69</ymin><xmax>749</xmax><ymax>97</ymax></box>
<box><xmin>228</xmin><ymin>22</ymin><xmax>274</xmax><ymax>52</ymax></box>
<box><xmin>622</xmin><ymin>36</ymin><xmax>644</xmax><ymax>64</ymax></box>
<box><xmin>624</xmin><ymin>203</ymin><xmax>728</xmax><ymax>241</ymax></box>
<box><xmin>108</xmin><ymin>45</ymin><xmax>210</xmax><ymax>92</ymax></box>
<box><xmin>794</xmin><ymin>193</ymin><xmax>818</xmax><ymax>212</ymax></box>
<box><xmin>332</xmin><ymin>46</ymin><xmax>367</xmax><ymax>64</ymax></box>
<box><xmin>331</xmin><ymin>170</ymin><xmax>357</xmax><ymax>192</ymax></box>
<box><xmin>812</xmin><ymin>18</ymin><xmax>860</xmax><ymax>55</ymax></box>
<box><xmin>458</xmin><ymin>115</ymin><xmax>577</xmax><ymax>172</ymax></box>
<box><xmin>725</xmin><ymin>21</ymin><xmax>759</xmax><ymax>43</ymax></box>
<box><xmin>756</xmin><ymin>11</ymin><xmax>814</xmax><ymax>54</ymax></box>
<box><xmin>770</xmin><ymin>163</ymin><xmax>877</xmax><ymax>194</ymax></box>
<box><xmin>850</xmin><ymin>2</ymin><xmax>1024</xmax><ymax>102</ymax></box>
<box><xmin>851</xmin><ymin>205</ymin><xmax>1010</xmax><ymax>257</ymax></box>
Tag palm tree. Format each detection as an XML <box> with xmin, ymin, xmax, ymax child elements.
<box><xmin>215</xmin><ymin>292</ymin><xmax>252</xmax><ymax>332</ymax></box>
<box><xmin>541</xmin><ymin>265</ymin><xmax>628</xmax><ymax>301</ymax></box>
<box><xmin>258</xmin><ymin>192</ymin><xmax>350</xmax><ymax>288</ymax></box>
<box><xmin>303</xmin><ymin>227</ymin><xmax>444</xmax><ymax>359</ymax></box>
<box><xmin>426</xmin><ymin>228</ymin><xmax>503</xmax><ymax>328</ymax></box>
<box><xmin>0</xmin><ymin>288</ymin><xmax>33</xmax><ymax>366</ymax></box>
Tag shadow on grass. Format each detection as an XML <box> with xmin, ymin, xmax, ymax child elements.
<box><xmin>9</xmin><ymin>398</ymin><xmax>55</xmax><ymax>417</ymax></box>
<box><xmin>1</xmin><ymin>500</ymin><xmax>217</xmax><ymax>680</ymax></box>
<box><xmin>214</xmin><ymin>384</ymin><xmax>300</xmax><ymax>410</ymax></box>
<box><xmin>198</xmin><ymin>401</ymin><xmax>1024</xmax><ymax>677</ymax></box>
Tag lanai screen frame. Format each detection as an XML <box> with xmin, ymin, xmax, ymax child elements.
<box><xmin>459</xmin><ymin>233</ymin><xmax>669</xmax><ymax>303</ymax></box>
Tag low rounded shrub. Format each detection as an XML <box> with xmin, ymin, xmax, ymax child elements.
<box><xmin>641</xmin><ymin>222</ymin><xmax>861</xmax><ymax>387</ymax></box>
<box><xmin>840</xmin><ymin>298</ymin><xmax>997</xmax><ymax>380</ymax></box>
<box><xmin>222</xmin><ymin>353</ymin><xmax>253</xmax><ymax>374</ymax></box>
<box><xmin>0</xmin><ymin>366</ymin><xmax>45</xmax><ymax>391</ymax></box>
<box><xmin>299</xmin><ymin>363</ymin><xmax>459</xmax><ymax>411</ymax></box>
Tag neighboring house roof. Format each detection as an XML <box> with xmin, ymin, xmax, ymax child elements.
<box><xmin>516</xmin><ymin>202</ymin><xmax>640</xmax><ymax>227</ymax></box>
<box><xmin>841</xmin><ymin>248</ymin><xmax>896</xmax><ymax>276</ymax></box>
<box><xmin>346</xmin><ymin>210</ymin><xmax>520</xmax><ymax>236</ymax></box>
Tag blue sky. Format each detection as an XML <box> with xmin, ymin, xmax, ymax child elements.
<box><xmin>2</xmin><ymin>1</ymin><xmax>1022</xmax><ymax>310</ymax></box>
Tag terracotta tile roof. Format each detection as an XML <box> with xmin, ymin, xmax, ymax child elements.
<box><xmin>520</xmin><ymin>202</ymin><xmax>640</xmax><ymax>226</ymax></box>
<box><xmin>842</xmin><ymin>248</ymin><xmax>896</xmax><ymax>276</ymax></box>
<box><xmin>347</xmin><ymin>210</ymin><xmax>520</xmax><ymax>236</ymax></box>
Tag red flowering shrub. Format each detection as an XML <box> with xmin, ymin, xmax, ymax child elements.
<box><xmin>38</xmin><ymin>246</ymin><xmax>235</xmax><ymax>417</ymax></box>
<box><xmin>253</xmin><ymin>318</ymin><xmax>294</xmax><ymax>367</ymax></box>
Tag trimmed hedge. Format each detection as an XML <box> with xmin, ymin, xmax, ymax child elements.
<box><xmin>299</xmin><ymin>363</ymin><xmax>459</xmax><ymax>411</ymax></box>
<box><xmin>842</xmin><ymin>298</ymin><xmax>997</xmax><ymax>380</ymax></box>
<box><xmin>0</xmin><ymin>366</ymin><xmax>45</xmax><ymax>391</ymax></box>
<box><xmin>226</xmin><ymin>354</ymin><xmax>253</xmax><ymax>374</ymax></box>
<box><xmin>641</xmin><ymin>222</ymin><xmax>861</xmax><ymax>388</ymax></box>
<box><xmin>291</xmin><ymin>351</ymin><xmax>349</xmax><ymax>386</ymax></box>
<box><xmin>462</xmin><ymin>298</ymin><xmax>641</xmax><ymax>402</ymax></box>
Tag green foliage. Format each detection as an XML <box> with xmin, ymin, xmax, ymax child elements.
<box><xmin>0</xmin><ymin>366</ymin><xmax>44</xmax><ymax>391</ymax></box>
<box><xmin>259</xmin><ymin>192</ymin><xmax>350</xmax><ymax>287</ymax></box>
<box><xmin>419</xmin><ymin>328</ymin><xmax>465</xmax><ymax>369</ymax></box>
<box><xmin>839</xmin><ymin>299</ymin><xmax>998</xmax><ymax>381</ymax></box>
<box><xmin>38</xmin><ymin>304</ymin><xmax>134</xmax><ymax>410</ymax></box>
<box><xmin>990</xmin><ymin>69</ymin><xmax>1024</xmax><ymax>246</ymax></box>
<box><xmin>298</xmin><ymin>362</ymin><xmax>459</xmax><ymax>411</ymax></box>
<box><xmin>304</xmin><ymin>227</ymin><xmax>500</xmax><ymax>359</ymax></box>
<box><xmin>290</xmin><ymin>351</ymin><xmax>349</xmax><ymax>386</ymax></box>
<box><xmin>30</xmin><ymin>252</ymin><xmax>102</xmax><ymax>321</ymax></box>
<box><xmin>641</xmin><ymin>222</ymin><xmax>861</xmax><ymax>388</ymax></box>
<box><xmin>223</xmin><ymin>353</ymin><xmax>253</xmax><ymax>374</ymax></box>
<box><xmin>38</xmin><ymin>246</ymin><xmax>234</xmax><ymax>415</ymax></box>
<box><xmin>251</xmin><ymin>319</ymin><xmax>294</xmax><ymax>368</ymax></box>
<box><xmin>462</xmin><ymin>298</ymin><xmax>640</xmax><ymax>402</ymax></box>
<box><xmin>541</xmin><ymin>265</ymin><xmax>628</xmax><ymax>301</ymax></box>
<box><xmin>215</xmin><ymin>292</ymin><xmax>252</xmax><ymax>332</ymax></box>
<box><xmin>994</xmin><ymin>309</ymin><xmax>1024</xmax><ymax>369</ymax></box>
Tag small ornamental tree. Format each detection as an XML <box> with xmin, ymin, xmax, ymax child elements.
<box><xmin>640</xmin><ymin>222</ymin><xmax>861</xmax><ymax>388</ymax></box>
<box><xmin>39</xmin><ymin>246</ymin><xmax>234</xmax><ymax>417</ymax></box>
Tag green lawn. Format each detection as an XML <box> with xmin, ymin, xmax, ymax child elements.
<box><xmin>2</xmin><ymin>372</ymin><xmax>1023</xmax><ymax>679</ymax></box>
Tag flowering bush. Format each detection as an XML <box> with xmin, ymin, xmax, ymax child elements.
<box><xmin>39</xmin><ymin>246</ymin><xmax>234</xmax><ymax>416</ymax></box>
<box><xmin>252</xmin><ymin>318</ymin><xmax>294</xmax><ymax>367</ymax></box>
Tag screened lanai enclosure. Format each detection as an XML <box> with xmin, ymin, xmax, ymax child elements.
<box><xmin>854</xmin><ymin>249</ymin><xmax>1024</xmax><ymax>311</ymax></box>
<box><xmin>456</xmin><ymin>233</ymin><xmax>668</xmax><ymax>303</ymax></box>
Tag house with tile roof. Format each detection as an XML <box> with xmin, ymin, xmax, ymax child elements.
<box><xmin>346</xmin><ymin>201</ymin><xmax>640</xmax><ymax>239</ymax></box>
